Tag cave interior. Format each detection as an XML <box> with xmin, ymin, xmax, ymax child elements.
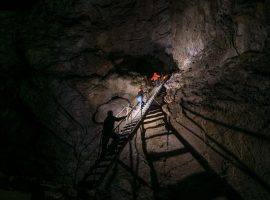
<box><xmin>0</xmin><ymin>0</ymin><xmax>270</xmax><ymax>200</ymax></box>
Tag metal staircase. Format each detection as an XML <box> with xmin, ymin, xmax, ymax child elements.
<box><xmin>82</xmin><ymin>82</ymin><xmax>165</xmax><ymax>188</ymax></box>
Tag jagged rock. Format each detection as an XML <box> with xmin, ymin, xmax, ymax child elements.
<box><xmin>165</xmin><ymin>52</ymin><xmax>270</xmax><ymax>200</ymax></box>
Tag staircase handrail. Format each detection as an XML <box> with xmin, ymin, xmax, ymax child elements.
<box><xmin>82</xmin><ymin>81</ymin><xmax>166</xmax><ymax>186</ymax></box>
<box><xmin>114</xmin><ymin>101</ymin><xmax>139</xmax><ymax>134</ymax></box>
<box><xmin>114</xmin><ymin>82</ymin><xmax>164</xmax><ymax>134</ymax></box>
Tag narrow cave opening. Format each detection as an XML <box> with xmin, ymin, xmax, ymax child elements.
<box><xmin>109</xmin><ymin>53</ymin><xmax>177</xmax><ymax>77</ymax></box>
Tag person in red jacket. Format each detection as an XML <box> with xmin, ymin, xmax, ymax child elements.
<box><xmin>151</xmin><ymin>72</ymin><xmax>160</xmax><ymax>86</ymax></box>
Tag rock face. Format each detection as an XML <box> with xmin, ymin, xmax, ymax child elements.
<box><xmin>164</xmin><ymin>51</ymin><xmax>270</xmax><ymax>200</ymax></box>
<box><xmin>0</xmin><ymin>0</ymin><xmax>173</xmax><ymax>183</ymax></box>
<box><xmin>0</xmin><ymin>0</ymin><xmax>270</xmax><ymax>199</ymax></box>
<box><xmin>163</xmin><ymin>0</ymin><xmax>270</xmax><ymax>199</ymax></box>
<box><xmin>171</xmin><ymin>0</ymin><xmax>269</xmax><ymax>68</ymax></box>
<box><xmin>105</xmin><ymin>87</ymin><xmax>242</xmax><ymax>200</ymax></box>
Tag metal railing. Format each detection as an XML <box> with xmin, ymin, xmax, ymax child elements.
<box><xmin>113</xmin><ymin>82</ymin><xmax>164</xmax><ymax>136</ymax></box>
<box><xmin>83</xmin><ymin>81</ymin><xmax>165</xmax><ymax>186</ymax></box>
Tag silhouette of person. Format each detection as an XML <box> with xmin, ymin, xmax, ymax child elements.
<box><xmin>101</xmin><ymin>110</ymin><xmax>126</xmax><ymax>158</ymax></box>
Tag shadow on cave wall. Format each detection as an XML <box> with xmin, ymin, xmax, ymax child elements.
<box><xmin>169</xmin><ymin>51</ymin><xmax>270</xmax><ymax>196</ymax></box>
<box><xmin>0</xmin><ymin>47</ymin><xmax>178</xmax><ymax>186</ymax></box>
<box><xmin>101</xmin><ymin>87</ymin><xmax>243</xmax><ymax>200</ymax></box>
<box><xmin>155</xmin><ymin>172</ymin><xmax>242</xmax><ymax>200</ymax></box>
<box><xmin>141</xmin><ymin>105</ymin><xmax>242</xmax><ymax>200</ymax></box>
<box><xmin>0</xmin><ymin>89</ymin><xmax>49</xmax><ymax>178</ymax></box>
<box><xmin>95</xmin><ymin>79</ymin><xmax>270</xmax><ymax>199</ymax></box>
<box><xmin>178</xmin><ymin>103</ymin><xmax>270</xmax><ymax>194</ymax></box>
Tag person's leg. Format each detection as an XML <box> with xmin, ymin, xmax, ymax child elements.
<box><xmin>138</xmin><ymin>96</ymin><xmax>142</xmax><ymax>107</ymax></box>
<box><xmin>111</xmin><ymin>131</ymin><xmax>119</xmax><ymax>140</ymax></box>
<box><xmin>108</xmin><ymin>132</ymin><xmax>119</xmax><ymax>154</ymax></box>
<box><xmin>101</xmin><ymin>135</ymin><xmax>109</xmax><ymax>157</ymax></box>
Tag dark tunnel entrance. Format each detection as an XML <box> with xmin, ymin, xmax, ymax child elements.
<box><xmin>109</xmin><ymin>53</ymin><xmax>177</xmax><ymax>77</ymax></box>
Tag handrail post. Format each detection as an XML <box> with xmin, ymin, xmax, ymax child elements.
<box><xmin>140</xmin><ymin>105</ymin><xmax>142</xmax><ymax>119</ymax></box>
<box><xmin>126</xmin><ymin>107</ymin><xmax>128</xmax><ymax>123</ymax></box>
<box><xmin>131</xmin><ymin>110</ymin><xmax>133</xmax><ymax>123</ymax></box>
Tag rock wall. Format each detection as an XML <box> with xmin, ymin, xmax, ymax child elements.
<box><xmin>164</xmin><ymin>0</ymin><xmax>270</xmax><ymax>199</ymax></box>
<box><xmin>171</xmin><ymin>0</ymin><xmax>270</xmax><ymax>68</ymax></box>
<box><xmin>1</xmin><ymin>0</ymin><xmax>270</xmax><ymax>199</ymax></box>
<box><xmin>0</xmin><ymin>0</ymin><xmax>172</xmax><ymax>183</ymax></box>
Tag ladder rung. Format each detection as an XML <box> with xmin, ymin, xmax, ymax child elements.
<box><xmin>121</xmin><ymin>130</ymin><xmax>131</xmax><ymax>133</ymax></box>
<box><xmin>126</xmin><ymin>122</ymin><xmax>138</xmax><ymax>126</ymax></box>
<box><xmin>126</xmin><ymin>124</ymin><xmax>136</xmax><ymax>127</ymax></box>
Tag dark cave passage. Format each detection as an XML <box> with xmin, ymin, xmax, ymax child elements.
<box><xmin>109</xmin><ymin>54</ymin><xmax>177</xmax><ymax>77</ymax></box>
<box><xmin>1</xmin><ymin>0</ymin><xmax>270</xmax><ymax>199</ymax></box>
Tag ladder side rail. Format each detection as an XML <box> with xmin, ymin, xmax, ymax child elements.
<box><xmin>85</xmin><ymin>82</ymin><xmax>166</xmax><ymax>187</ymax></box>
<box><xmin>114</xmin><ymin>102</ymin><xmax>139</xmax><ymax>135</ymax></box>
<box><xmin>97</xmin><ymin>84</ymin><xmax>165</xmax><ymax>187</ymax></box>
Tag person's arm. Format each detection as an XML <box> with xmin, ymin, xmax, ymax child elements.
<box><xmin>115</xmin><ymin>116</ymin><xmax>126</xmax><ymax>121</ymax></box>
<box><xmin>120</xmin><ymin>116</ymin><xmax>126</xmax><ymax>120</ymax></box>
